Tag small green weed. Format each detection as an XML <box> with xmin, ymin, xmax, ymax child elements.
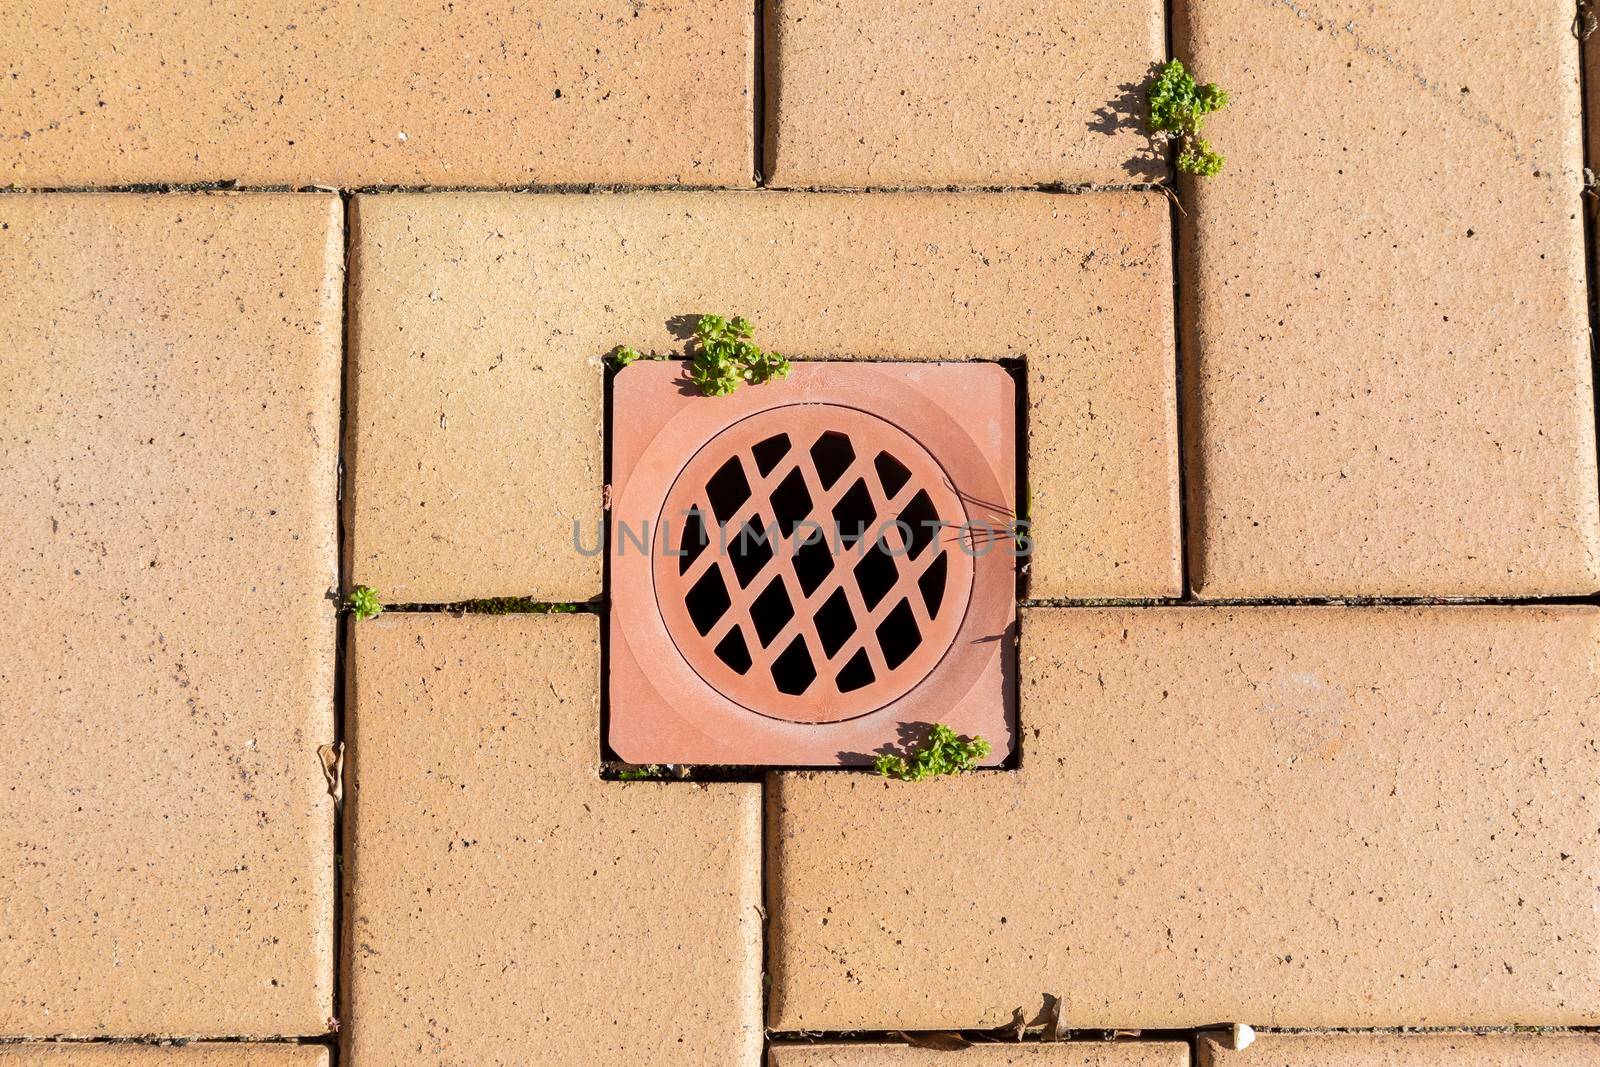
<box><xmin>346</xmin><ymin>585</ymin><xmax>383</xmax><ymax>621</ymax></box>
<box><xmin>1147</xmin><ymin>59</ymin><xmax>1229</xmax><ymax>177</ymax></box>
<box><xmin>689</xmin><ymin>314</ymin><xmax>789</xmax><ymax>397</ymax></box>
<box><xmin>618</xmin><ymin>764</ymin><xmax>662</xmax><ymax>780</ymax></box>
<box><xmin>610</xmin><ymin>344</ymin><xmax>662</xmax><ymax>368</ymax></box>
<box><xmin>874</xmin><ymin>724</ymin><xmax>992</xmax><ymax>781</ymax></box>
<box><xmin>612</xmin><ymin>314</ymin><xmax>790</xmax><ymax>397</ymax></box>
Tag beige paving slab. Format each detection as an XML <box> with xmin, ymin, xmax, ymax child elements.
<box><xmin>1199</xmin><ymin>1031</ymin><xmax>1600</xmax><ymax>1067</ymax></box>
<box><xmin>1180</xmin><ymin>0</ymin><xmax>1599</xmax><ymax>597</ymax></box>
<box><xmin>770</xmin><ymin>1042</ymin><xmax>1188</xmax><ymax>1066</ymax></box>
<box><xmin>767</xmin><ymin>605</ymin><xmax>1600</xmax><ymax>1030</ymax></box>
<box><xmin>0</xmin><ymin>1046</ymin><xmax>327</xmax><ymax>1065</ymax></box>
<box><xmin>347</xmin><ymin>190</ymin><xmax>1175</xmax><ymax>602</ymax></box>
<box><xmin>0</xmin><ymin>194</ymin><xmax>341</xmax><ymax>1037</ymax></box>
<box><xmin>343</xmin><ymin>612</ymin><xmax>762</xmax><ymax>1065</ymax></box>
<box><xmin>764</xmin><ymin>0</ymin><xmax>1166</xmax><ymax>188</ymax></box>
<box><xmin>0</xmin><ymin>2</ymin><xmax>753</xmax><ymax>188</ymax></box>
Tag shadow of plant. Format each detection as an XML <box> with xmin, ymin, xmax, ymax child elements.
<box><xmin>1089</xmin><ymin>62</ymin><xmax>1170</xmax><ymax>180</ymax></box>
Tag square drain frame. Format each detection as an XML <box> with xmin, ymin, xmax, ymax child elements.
<box><xmin>608</xmin><ymin>361</ymin><xmax>1017</xmax><ymax>767</ymax></box>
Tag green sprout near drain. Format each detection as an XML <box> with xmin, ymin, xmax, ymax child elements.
<box><xmin>610</xmin><ymin>344</ymin><xmax>653</xmax><ymax>368</ymax></box>
<box><xmin>612</xmin><ymin>314</ymin><xmax>789</xmax><ymax>397</ymax></box>
<box><xmin>690</xmin><ymin>314</ymin><xmax>789</xmax><ymax>397</ymax></box>
<box><xmin>874</xmin><ymin>724</ymin><xmax>992</xmax><ymax>782</ymax></box>
<box><xmin>346</xmin><ymin>585</ymin><xmax>383</xmax><ymax>621</ymax></box>
<box><xmin>618</xmin><ymin>764</ymin><xmax>663</xmax><ymax>781</ymax></box>
<box><xmin>1147</xmin><ymin>59</ymin><xmax>1229</xmax><ymax>177</ymax></box>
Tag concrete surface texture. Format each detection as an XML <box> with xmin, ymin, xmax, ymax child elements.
<box><xmin>2</xmin><ymin>2</ymin><xmax>1597</xmax><ymax>1064</ymax></box>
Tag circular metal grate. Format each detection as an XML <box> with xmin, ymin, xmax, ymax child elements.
<box><xmin>653</xmin><ymin>405</ymin><xmax>973</xmax><ymax>724</ymax></box>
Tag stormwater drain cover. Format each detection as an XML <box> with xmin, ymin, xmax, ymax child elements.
<box><xmin>609</xmin><ymin>361</ymin><xmax>1016</xmax><ymax>766</ymax></box>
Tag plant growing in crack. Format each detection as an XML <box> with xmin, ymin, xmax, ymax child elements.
<box><xmin>617</xmin><ymin>764</ymin><xmax>663</xmax><ymax>781</ymax></box>
<box><xmin>689</xmin><ymin>314</ymin><xmax>789</xmax><ymax>396</ymax></box>
<box><xmin>609</xmin><ymin>344</ymin><xmax>659</xmax><ymax>368</ymax></box>
<box><xmin>1147</xmin><ymin>59</ymin><xmax>1229</xmax><ymax>177</ymax></box>
<box><xmin>874</xmin><ymin>723</ymin><xmax>991</xmax><ymax>781</ymax></box>
<box><xmin>346</xmin><ymin>585</ymin><xmax>384</xmax><ymax>621</ymax></box>
<box><xmin>612</xmin><ymin>313</ymin><xmax>790</xmax><ymax>397</ymax></box>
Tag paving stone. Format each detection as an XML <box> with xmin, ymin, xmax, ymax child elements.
<box><xmin>346</xmin><ymin>190</ymin><xmax>1175</xmax><ymax>602</ymax></box>
<box><xmin>1180</xmin><ymin>0</ymin><xmax>1599</xmax><ymax>597</ymax></box>
<box><xmin>770</xmin><ymin>1042</ymin><xmax>1188</xmax><ymax>1066</ymax></box>
<box><xmin>343</xmin><ymin>613</ymin><xmax>762</xmax><ymax>1065</ymax></box>
<box><xmin>767</xmin><ymin>606</ymin><xmax>1600</xmax><ymax>1030</ymax></box>
<box><xmin>0</xmin><ymin>194</ymin><xmax>341</xmax><ymax>1036</ymax></box>
<box><xmin>0</xmin><ymin>3</ymin><xmax>753</xmax><ymax>187</ymax></box>
<box><xmin>764</xmin><ymin>0</ymin><xmax>1166</xmax><ymax>187</ymax></box>
<box><xmin>1198</xmin><ymin>1031</ymin><xmax>1600</xmax><ymax>1067</ymax></box>
<box><xmin>0</xmin><ymin>1046</ymin><xmax>327</xmax><ymax>1065</ymax></box>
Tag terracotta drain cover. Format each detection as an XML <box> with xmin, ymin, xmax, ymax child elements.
<box><xmin>609</xmin><ymin>361</ymin><xmax>1017</xmax><ymax>766</ymax></box>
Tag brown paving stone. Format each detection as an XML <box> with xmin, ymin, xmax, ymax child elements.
<box><xmin>0</xmin><ymin>3</ymin><xmax>753</xmax><ymax>188</ymax></box>
<box><xmin>346</xmin><ymin>190</ymin><xmax>1175</xmax><ymax>602</ymax></box>
<box><xmin>770</xmin><ymin>1043</ymin><xmax>1188</xmax><ymax>1066</ymax></box>
<box><xmin>0</xmin><ymin>1046</ymin><xmax>327</xmax><ymax>1066</ymax></box>
<box><xmin>0</xmin><ymin>194</ymin><xmax>341</xmax><ymax>1037</ymax></box>
<box><xmin>1198</xmin><ymin>1031</ymin><xmax>1600</xmax><ymax>1067</ymax></box>
<box><xmin>1180</xmin><ymin>0</ymin><xmax>1600</xmax><ymax>597</ymax></box>
<box><xmin>342</xmin><ymin>612</ymin><xmax>762</xmax><ymax>1065</ymax></box>
<box><xmin>767</xmin><ymin>606</ymin><xmax>1600</xmax><ymax>1030</ymax></box>
<box><xmin>763</xmin><ymin>0</ymin><xmax>1166</xmax><ymax>188</ymax></box>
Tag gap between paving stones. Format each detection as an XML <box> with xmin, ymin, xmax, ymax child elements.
<box><xmin>329</xmin><ymin>189</ymin><xmax>355</xmax><ymax>1053</ymax></box>
<box><xmin>0</xmin><ymin>180</ymin><xmax>1176</xmax><ymax>196</ymax></box>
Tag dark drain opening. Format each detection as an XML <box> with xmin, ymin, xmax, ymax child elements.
<box><xmin>810</xmin><ymin>430</ymin><xmax>855</xmax><ymax>489</ymax></box>
<box><xmin>918</xmin><ymin>552</ymin><xmax>948</xmax><ymax>619</ymax></box>
<box><xmin>772</xmin><ymin>636</ymin><xmax>817</xmax><ymax>695</ymax></box>
<box><xmin>873</xmin><ymin>451</ymin><xmax>911</xmax><ymax>497</ymax></box>
<box><xmin>876</xmin><ymin>599</ymin><xmax>920</xmax><ymax>670</ymax></box>
<box><xmin>686</xmin><ymin>568</ymin><xmax>730</xmax><ymax>636</ymax></box>
<box><xmin>750</xmin><ymin>579</ymin><xmax>794</xmax><ymax>647</ymax></box>
<box><xmin>815</xmin><ymin>589</ymin><xmax>856</xmax><ymax>658</ymax></box>
<box><xmin>836</xmin><ymin>648</ymin><xmax>875</xmax><ymax>692</ymax></box>
<box><xmin>678</xmin><ymin>507</ymin><xmax>709</xmax><ymax>574</ymax></box>
<box><xmin>714</xmin><ymin>628</ymin><xmax>752</xmax><ymax>674</ymax></box>
<box><xmin>853</xmin><ymin>538</ymin><xmax>899</xmax><ymax>610</ymax></box>
<box><xmin>728</xmin><ymin>518</ymin><xmax>773</xmax><ymax>587</ymax></box>
<box><xmin>831</xmin><ymin>479</ymin><xmax>874</xmax><ymax>547</ymax></box>
<box><xmin>752</xmin><ymin>432</ymin><xmax>791</xmax><ymax>476</ymax></box>
<box><xmin>706</xmin><ymin>456</ymin><xmax>750</xmax><ymax>523</ymax></box>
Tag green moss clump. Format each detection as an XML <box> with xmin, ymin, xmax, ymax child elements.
<box><xmin>874</xmin><ymin>724</ymin><xmax>992</xmax><ymax>781</ymax></box>
<box><xmin>346</xmin><ymin>585</ymin><xmax>383</xmax><ymax>621</ymax></box>
<box><xmin>1148</xmin><ymin>59</ymin><xmax>1229</xmax><ymax>177</ymax></box>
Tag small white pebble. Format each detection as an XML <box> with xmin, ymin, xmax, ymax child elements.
<box><xmin>1232</xmin><ymin>1024</ymin><xmax>1256</xmax><ymax>1051</ymax></box>
<box><xmin>396</xmin><ymin>131</ymin><xmax>408</xmax><ymax>142</ymax></box>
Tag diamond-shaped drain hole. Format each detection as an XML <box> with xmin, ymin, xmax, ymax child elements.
<box><xmin>752</xmin><ymin>433</ymin><xmax>791</xmax><ymax>476</ymax></box>
<box><xmin>685</xmin><ymin>568</ymin><xmax>730</xmax><ymax>636</ymax></box>
<box><xmin>814</xmin><ymin>589</ymin><xmax>856</xmax><ymax>658</ymax></box>
<box><xmin>810</xmin><ymin>431</ymin><xmax>855</xmax><ymax>489</ymax></box>
<box><xmin>728</xmin><ymin>517</ymin><xmax>773</xmax><ymax>588</ymax></box>
<box><xmin>654</xmin><ymin>404</ymin><xmax>976</xmax><ymax>724</ymax></box>
<box><xmin>770</xmin><ymin>468</ymin><xmax>813</xmax><ymax>538</ymax></box>
<box><xmin>831</xmin><ymin>478</ymin><xmax>874</xmax><ymax>548</ymax></box>
<box><xmin>714</xmin><ymin>627</ymin><xmax>753</xmax><ymax>674</ymax></box>
<box><xmin>705</xmin><ymin>456</ymin><xmax>750</xmax><ymax>524</ymax></box>
<box><xmin>751</xmin><ymin>578</ymin><xmax>795</xmax><ymax>647</ymax></box>
<box><xmin>771</xmin><ymin>636</ymin><xmax>817</xmax><ymax>696</ymax></box>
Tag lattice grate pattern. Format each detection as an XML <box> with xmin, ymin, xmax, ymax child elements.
<box><xmin>654</xmin><ymin>406</ymin><xmax>972</xmax><ymax>724</ymax></box>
